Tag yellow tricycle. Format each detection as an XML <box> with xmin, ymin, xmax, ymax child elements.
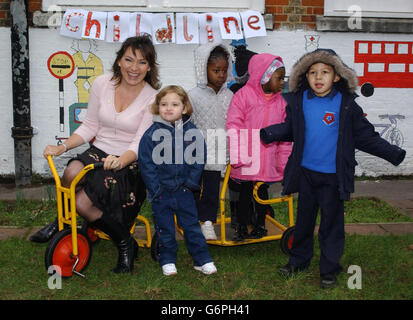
<box><xmin>150</xmin><ymin>165</ymin><xmax>296</xmax><ymax>261</ymax></box>
<box><xmin>44</xmin><ymin>155</ymin><xmax>152</xmax><ymax>278</ymax></box>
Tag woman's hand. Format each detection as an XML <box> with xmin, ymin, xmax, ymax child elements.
<box><xmin>102</xmin><ymin>155</ymin><xmax>123</xmax><ymax>171</ymax></box>
<box><xmin>43</xmin><ymin>144</ymin><xmax>66</xmax><ymax>158</ymax></box>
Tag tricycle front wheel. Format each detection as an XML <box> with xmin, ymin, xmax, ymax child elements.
<box><xmin>45</xmin><ymin>228</ymin><xmax>92</xmax><ymax>277</ymax></box>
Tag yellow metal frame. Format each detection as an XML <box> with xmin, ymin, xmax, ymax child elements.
<box><xmin>176</xmin><ymin>165</ymin><xmax>295</xmax><ymax>246</ymax></box>
<box><xmin>47</xmin><ymin>155</ymin><xmax>152</xmax><ymax>258</ymax></box>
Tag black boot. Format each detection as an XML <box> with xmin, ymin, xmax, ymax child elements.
<box><xmin>247</xmin><ymin>225</ymin><xmax>268</xmax><ymax>239</ymax></box>
<box><xmin>30</xmin><ymin>218</ymin><xmax>59</xmax><ymax>243</ymax></box>
<box><xmin>91</xmin><ymin>215</ymin><xmax>138</xmax><ymax>273</ymax></box>
<box><xmin>233</xmin><ymin>224</ymin><xmax>248</xmax><ymax>241</ymax></box>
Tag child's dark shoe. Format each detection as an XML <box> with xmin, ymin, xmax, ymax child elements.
<box><xmin>320</xmin><ymin>271</ymin><xmax>341</xmax><ymax>289</ymax></box>
<box><xmin>278</xmin><ymin>263</ymin><xmax>309</xmax><ymax>277</ymax></box>
<box><xmin>233</xmin><ymin>224</ymin><xmax>248</xmax><ymax>241</ymax></box>
<box><xmin>246</xmin><ymin>225</ymin><xmax>267</xmax><ymax>239</ymax></box>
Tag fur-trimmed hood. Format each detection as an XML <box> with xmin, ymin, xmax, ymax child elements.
<box><xmin>288</xmin><ymin>49</ymin><xmax>358</xmax><ymax>94</ymax></box>
<box><xmin>193</xmin><ymin>42</ymin><xmax>233</xmax><ymax>88</ymax></box>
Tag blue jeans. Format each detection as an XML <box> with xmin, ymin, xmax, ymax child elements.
<box><xmin>151</xmin><ymin>187</ymin><xmax>212</xmax><ymax>267</ymax></box>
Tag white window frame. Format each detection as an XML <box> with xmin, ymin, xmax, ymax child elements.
<box><xmin>324</xmin><ymin>0</ymin><xmax>413</xmax><ymax>19</ymax></box>
<box><xmin>42</xmin><ymin>0</ymin><xmax>265</xmax><ymax>13</ymax></box>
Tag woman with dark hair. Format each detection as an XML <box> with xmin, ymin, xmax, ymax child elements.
<box><xmin>31</xmin><ymin>36</ymin><xmax>160</xmax><ymax>274</ymax></box>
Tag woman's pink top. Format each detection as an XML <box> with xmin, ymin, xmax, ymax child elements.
<box><xmin>74</xmin><ymin>74</ymin><xmax>156</xmax><ymax>158</ymax></box>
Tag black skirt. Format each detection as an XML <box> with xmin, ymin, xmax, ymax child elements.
<box><xmin>70</xmin><ymin>145</ymin><xmax>146</xmax><ymax>230</ymax></box>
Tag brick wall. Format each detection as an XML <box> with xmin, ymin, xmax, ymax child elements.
<box><xmin>0</xmin><ymin>0</ymin><xmax>41</xmax><ymax>26</ymax></box>
<box><xmin>266</xmin><ymin>0</ymin><xmax>324</xmax><ymax>30</ymax></box>
<box><xmin>0</xmin><ymin>0</ymin><xmax>42</xmax><ymax>27</ymax></box>
<box><xmin>2</xmin><ymin>1</ymin><xmax>325</xmax><ymax>30</ymax></box>
<box><xmin>28</xmin><ymin>0</ymin><xmax>41</xmax><ymax>13</ymax></box>
<box><xmin>0</xmin><ymin>0</ymin><xmax>10</xmax><ymax>27</ymax></box>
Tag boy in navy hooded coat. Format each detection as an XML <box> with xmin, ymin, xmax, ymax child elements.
<box><xmin>260</xmin><ymin>49</ymin><xmax>406</xmax><ymax>289</ymax></box>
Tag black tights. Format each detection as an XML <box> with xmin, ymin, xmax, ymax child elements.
<box><xmin>229</xmin><ymin>180</ymin><xmax>270</xmax><ymax>227</ymax></box>
<box><xmin>62</xmin><ymin>160</ymin><xmax>103</xmax><ymax>222</ymax></box>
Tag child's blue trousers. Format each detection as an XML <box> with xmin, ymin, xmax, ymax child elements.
<box><xmin>289</xmin><ymin>167</ymin><xmax>345</xmax><ymax>276</ymax></box>
<box><xmin>151</xmin><ymin>187</ymin><xmax>212</xmax><ymax>267</ymax></box>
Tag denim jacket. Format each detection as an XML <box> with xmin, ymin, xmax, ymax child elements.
<box><xmin>138</xmin><ymin>115</ymin><xmax>206</xmax><ymax>202</ymax></box>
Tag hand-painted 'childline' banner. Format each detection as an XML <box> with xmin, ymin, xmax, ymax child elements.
<box><xmin>61</xmin><ymin>9</ymin><xmax>267</xmax><ymax>44</ymax></box>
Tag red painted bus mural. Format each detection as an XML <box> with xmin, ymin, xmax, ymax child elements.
<box><xmin>354</xmin><ymin>40</ymin><xmax>413</xmax><ymax>88</ymax></box>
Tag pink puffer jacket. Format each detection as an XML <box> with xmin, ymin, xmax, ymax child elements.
<box><xmin>226</xmin><ymin>53</ymin><xmax>292</xmax><ymax>182</ymax></box>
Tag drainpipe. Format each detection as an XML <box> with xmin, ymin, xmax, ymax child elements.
<box><xmin>10</xmin><ymin>0</ymin><xmax>33</xmax><ymax>187</ymax></box>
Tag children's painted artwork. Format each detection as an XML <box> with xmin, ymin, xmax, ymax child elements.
<box><xmin>106</xmin><ymin>12</ymin><xmax>130</xmax><ymax>43</ymax></box>
<box><xmin>175</xmin><ymin>13</ymin><xmax>199</xmax><ymax>44</ymax></box>
<box><xmin>60</xmin><ymin>9</ymin><xmax>267</xmax><ymax>43</ymax></box>
<box><xmin>152</xmin><ymin>13</ymin><xmax>175</xmax><ymax>44</ymax></box>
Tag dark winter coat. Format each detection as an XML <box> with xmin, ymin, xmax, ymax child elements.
<box><xmin>138</xmin><ymin>115</ymin><xmax>206</xmax><ymax>202</ymax></box>
<box><xmin>260</xmin><ymin>49</ymin><xmax>406</xmax><ymax>200</ymax></box>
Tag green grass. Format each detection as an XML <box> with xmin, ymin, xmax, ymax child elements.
<box><xmin>0</xmin><ymin>234</ymin><xmax>412</xmax><ymax>300</ymax></box>
<box><xmin>0</xmin><ymin>196</ymin><xmax>412</xmax><ymax>300</ymax></box>
<box><xmin>263</xmin><ymin>196</ymin><xmax>412</xmax><ymax>226</ymax></box>
<box><xmin>0</xmin><ymin>196</ymin><xmax>411</xmax><ymax>228</ymax></box>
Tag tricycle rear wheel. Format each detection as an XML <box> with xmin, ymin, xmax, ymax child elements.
<box><xmin>280</xmin><ymin>226</ymin><xmax>295</xmax><ymax>255</ymax></box>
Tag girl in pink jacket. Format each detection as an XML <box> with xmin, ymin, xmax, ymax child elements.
<box><xmin>226</xmin><ymin>53</ymin><xmax>292</xmax><ymax>240</ymax></box>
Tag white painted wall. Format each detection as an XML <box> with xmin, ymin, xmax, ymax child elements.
<box><xmin>0</xmin><ymin>28</ymin><xmax>14</xmax><ymax>175</ymax></box>
<box><xmin>1</xmin><ymin>27</ymin><xmax>412</xmax><ymax>177</ymax></box>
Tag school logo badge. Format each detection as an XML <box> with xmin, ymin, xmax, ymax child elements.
<box><xmin>323</xmin><ymin>112</ymin><xmax>335</xmax><ymax>125</ymax></box>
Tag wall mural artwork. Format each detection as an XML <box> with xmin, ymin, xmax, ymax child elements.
<box><xmin>304</xmin><ymin>35</ymin><xmax>320</xmax><ymax>52</ymax></box>
<box><xmin>354</xmin><ymin>39</ymin><xmax>409</xmax><ymax>153</ymax></box>
<box><xmin>356</xmin><ymin>82</ymin><xmax>407</xmax><ymax>174</ymax></box>
<box><xmin>47</xmin><ymin>51</ymin><xmax>75</xmax><ymax>134</ymax></box>
<box><xmin>68</xmin><ymin>40</ymin><xmax>103</xmax><ymax>139</ymax></box>
<box><xmin>47</xmin><ymin>39</ymin><xmax>103</xmax><ymax>146</ymax></box>
<box><xmin>44</xmin><ymin>39</ymin><xmax>103</xmax><ymax>174</ymax></box>
<box><xmin>354</xmin><ymin>40</ymin><xmax>413</xmax><ymax>88</ymax></box>
<box><xmin>371</xmin><ymin>114</ymin><xmax>405</xmax><ymax>148</ymax></box>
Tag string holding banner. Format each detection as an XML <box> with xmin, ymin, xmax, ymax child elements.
<box><xmin>60</xmin><ymin>9</ymin><xmax>267</xmax><ymax>44</ymax></box>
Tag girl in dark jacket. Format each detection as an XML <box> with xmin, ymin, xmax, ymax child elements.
<box><xmin>138</xmin><ymin>85</ymin><xmax>217</xmax><ymax>276</ymax></box>
<box><xmin>260</xmin><ymin>49</ymin><xmax>406</xmax><ymax>289</ymax></box>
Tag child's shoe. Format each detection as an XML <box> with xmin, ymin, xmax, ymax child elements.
<box><xmin>320</xmin><ymin>270</ymin><xmax>342</xmax><ymax>289</ymax></box>
<box><xmin>233</xmin><ymin>224</ymin><xmax>248</xmax><ymax>241</ymax></box>
<box><xmin>162</xmin><ymin>263</ymin><xmax>177</xmax><ymax>276</ymax></box>
<box><xmin>247</xmin><ymin>225</ymin><xmax>268</xmax><ymax>239</ymax></box>
<box><xmin>278</xmin><ymin>263</ymin><xmax>309</xmax><ymax>277</ymax></box>
<box><xmin>194</xmin><ymin>262</ymin><xmax>217</xmax><ymax>275</ymax></box>
<box><xmin>201</xmin><ymin>221</ymin><xmax>217</xmax><ymax>240</ymax></box>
